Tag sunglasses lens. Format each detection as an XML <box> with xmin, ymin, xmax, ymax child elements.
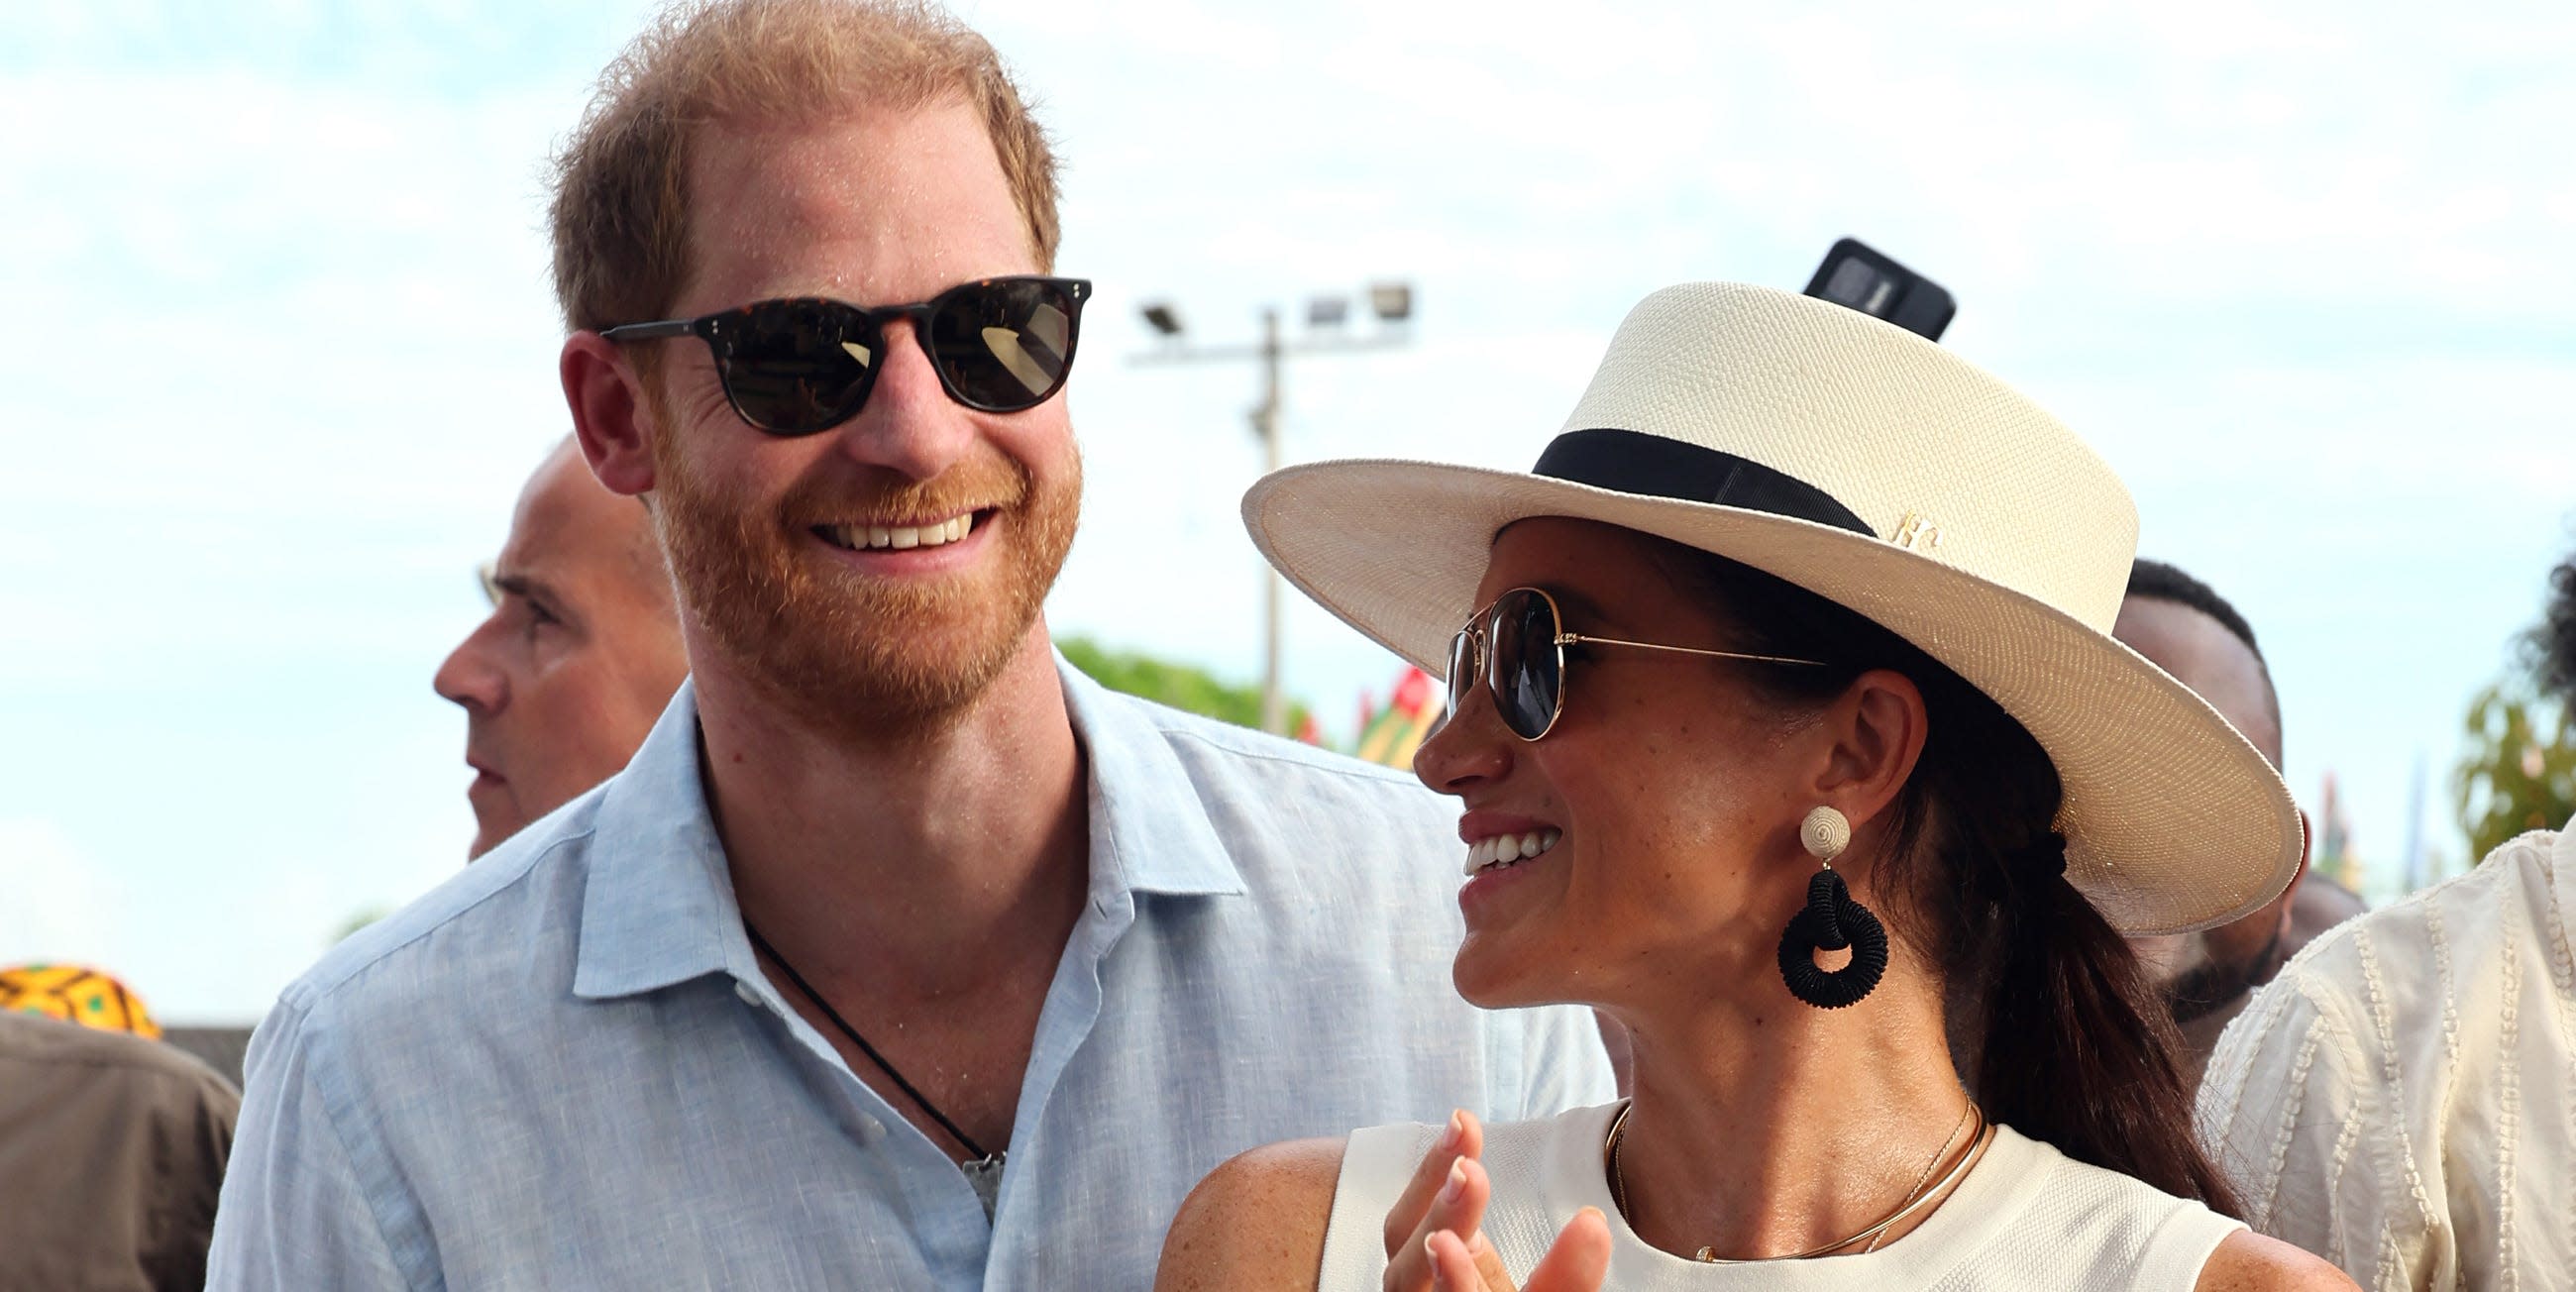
<box><xmin>1446</xmin><ymin>630</ymin><xmax>1477</xmax><ymax>716</ymax></box>
<box><xmin>927</xmin><ymin>279</ymin><xmax>1082</xmax><ymax>411</ymax></box>
<box><xmin>1486</xmin><ymin>590</ymin><xmax>1561</xmax><ymax>739</ymax></box>
<box><xmin>721</xmin><ymin>300</ymin><xmax>875</xmax><ymax>435</ymax></box>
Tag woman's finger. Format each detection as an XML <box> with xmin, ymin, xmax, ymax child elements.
<box><xmin>1426</xmin><ymin>1229</ymin><xmax>1510</xmax><ymax>1292</ymax></box>
<box><xmin>1461</xmin><ymin>1227</ymin><xmax>1514</xmax><ymax>1291</ymax></box>
<box><xmin>1522</xmin><ymin>1208</ymin><xmax>1612</xmax><ymax>1292</ymax></box>
<box><xmin>1382</xmin><ymin>1111</ymin><xmax>1483</xmax><ymax>1258</ymax></box>
<box><xmin>1383</xmin><ymin>1155</ymin><xmax>1496</xmax><ymax>1292</ymax></box>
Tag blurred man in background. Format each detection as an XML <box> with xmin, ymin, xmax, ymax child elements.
<box><xmin>2279</xmin><ymin>859</ymin><xmax>2367</xmax><ymax>962</ymax></box>
<box><xmin>2200</xmin><ymin>551</ymin><xmax>2576</xmax><ymax>1290</ymax></box>
<box><xmin>2</xmin><ymin>991</ymin><xmax>237</xmax><ymax>1291</ymax></box>
<box><xmin>2548</xmin><ymin>551</ymin><xmax>2576</xmax><ymax>700</ymax></box>
<box><xmin>433</xmin><ymin>435</ymin><xmax>688</xmax><ymax>858</ymax></box>
<box><xmin>2115</xmin><ymin>559</ymin><xmax>2312</xmax><ymax>1085</ymax></box>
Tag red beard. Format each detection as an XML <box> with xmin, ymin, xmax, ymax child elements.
<box><xmin>649</xmin><ymin>417</ymin><xmax>1081</xmax><ymax>738</ymax></box>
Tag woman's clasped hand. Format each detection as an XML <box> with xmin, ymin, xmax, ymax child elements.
<box><xmin>1379</xmin><ymin>1112</ymin><xmax>1608</xmax><ymax>1292</ymax></box>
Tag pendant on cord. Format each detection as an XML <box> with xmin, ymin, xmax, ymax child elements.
<box><xmin>743</xmin><ymin>921</ymin><xmax>1012</xmax><ymax>1222</ymax></box>
<box><xmin>963</xmin><ymin>1152</ymin><xmax>1005</xmax><ymax>1220</ymax></box>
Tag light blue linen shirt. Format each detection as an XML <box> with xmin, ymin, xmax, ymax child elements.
<box><xmin>208</xmin><ymin>660</ymin><xmax>1611</xmax><ymax>1290</ymax></box>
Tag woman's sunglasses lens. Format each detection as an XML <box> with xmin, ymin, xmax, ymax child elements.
<box><xmin>929</xmin><ymin>280</ymin><xmax>1078</xmax><ymax>410</ymax></box>
<box><xmin>1487</xmin><ymin>591</ymin><xmax>1561</xmax><ymax>739</ymax></box>
<box><xmin>723</xmin><ymin>300</ymin><xmax>875</xmax><ymax>434</ymax></box>
<box><xmin>1446</xmin><ymin>630</ymin><xmax>1477</xmax><ymax>715</ymax></box>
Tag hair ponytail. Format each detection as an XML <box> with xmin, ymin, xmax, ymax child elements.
<box><xmin>1670</xmin><ymin>546</ymin><xmax>2242</xmax><ymax>1214</ymax></box>
<box><xmin>1971</xmin><ymin>836</ymin><xmax>2241</xmax><ymax>1213</ymax></box>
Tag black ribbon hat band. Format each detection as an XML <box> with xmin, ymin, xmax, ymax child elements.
<box><xmin>1532</xmin><ymin>429</ymin><xmax>1871</xmax><ymax>537</ymax></box>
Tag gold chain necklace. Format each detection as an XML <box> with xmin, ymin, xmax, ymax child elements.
<box><xmin>1603</xmin><ymin>1098</ymin><xmax>1989</xmax><ymax>1262</ymax></box>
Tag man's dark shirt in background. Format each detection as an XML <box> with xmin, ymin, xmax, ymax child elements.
<box><xmin>0</xmin><ymin>1013</ymin><xmax>238</xmax><ymax>1291</ymax></box>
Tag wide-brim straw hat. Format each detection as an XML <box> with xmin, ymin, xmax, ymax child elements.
<box><xmin>1242</xmin><ymin>282</ymin><xmax>2301</xmax><ymax>936</ymax></box>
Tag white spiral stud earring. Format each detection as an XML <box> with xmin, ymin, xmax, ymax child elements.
<box><xmin>1800</xmin><ymin>806</ymin><xmax>1851</xmax><ymax>863</ymax></box>
<box><xmin>1778</xmin><ymin>805</ymin><xmax>1888</xmax><ymax>1009</ymax></box>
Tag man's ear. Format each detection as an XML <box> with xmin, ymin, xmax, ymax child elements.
<box><xmin>1810</xmin><ymin>668</ymin><xmax>1929</xmax><ymax>832</ymax></box>
<box><xmin>563</xmin><ymin>331</ymin><xmax>657</xmax><ymax>497</ymax></box>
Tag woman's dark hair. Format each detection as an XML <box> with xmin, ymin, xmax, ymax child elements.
<box><xmin>1664</xmin><ymin>544</ymin><xmax>2242</xmax><ymax>1216</ymax></box>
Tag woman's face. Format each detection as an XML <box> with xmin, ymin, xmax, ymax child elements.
<box><xmin>1414</xmin><ymin>517</ymin><xmax>1836</xmax><ymax>1012</ymax></box>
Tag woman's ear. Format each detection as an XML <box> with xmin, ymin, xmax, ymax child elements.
<box><xmin>1810</xmin><ymin>668</ymin><xmax>1928</xmax><ymax>830</ymax></box>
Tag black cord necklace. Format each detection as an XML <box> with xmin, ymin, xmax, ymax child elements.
<box><xmin>742</xmin><ymin>920</ymin><xmax>1006</xmax><ymax>1215</ymax></box>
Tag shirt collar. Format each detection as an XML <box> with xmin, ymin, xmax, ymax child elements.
<box><xmin>573</xmin><ymin>679</ymin><xmax>756</xmax><ymax>1001</ymax></box>
<box><xmin>1055</xmin><ymin>654</ymin><xmax>1247</xmax><ymax>901</ymax></box>
<box><xmin>572</xmin><ymin>659</ymin><xmax>1248</xmax><ymax>1001</ymax></box>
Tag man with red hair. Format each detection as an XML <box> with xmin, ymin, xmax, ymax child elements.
<box><xmin>208</xmin><ymin>4</ymin><xmax>1607</xmax><ymax>1288</ymax></box>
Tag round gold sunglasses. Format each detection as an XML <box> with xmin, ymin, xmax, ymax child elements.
<box><xmin>1447</xmin><ymin>586</ymin><xmax>1829</xmax><ymax>740</ymax></box>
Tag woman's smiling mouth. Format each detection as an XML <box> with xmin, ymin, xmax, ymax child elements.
<box><xmin>1461</xmin><ymin>827</ymin><xmax>1563</xmax><ymax>876</ymax></box>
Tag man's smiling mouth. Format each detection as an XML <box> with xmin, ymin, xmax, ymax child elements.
<box><xmin>812</xmin><ymin>510</ymin><xmax>984</xmax><ymax>552</ymax></box>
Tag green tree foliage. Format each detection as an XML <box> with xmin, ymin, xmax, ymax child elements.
<box><xmin>2453</xmin><ymin>678</ymin><xmax>2576</xmax><ymax>861</ymax></box>
<box><xmin>333</xmin><ymin>907</ymin><xmax>389</xmax><ymax>944</ymax></box>
<box><xmin>1059</xmin><ymin>637</ymin><xmax>1313</xmax><ymax>736</ymax></box>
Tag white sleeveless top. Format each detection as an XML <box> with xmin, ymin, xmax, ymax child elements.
<box><xmin>1317</xmin><ymin>1103</ymin><xmax>2244</xmax><ymax>1290</ymax></box>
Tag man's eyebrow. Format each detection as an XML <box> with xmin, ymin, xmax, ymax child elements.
<box><xmin>490</xmin><ymin>572</ymin><xmax>565</xmax><ymax>608</ymax></box>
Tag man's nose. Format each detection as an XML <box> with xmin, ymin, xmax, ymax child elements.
<box><xmin>433</xmin><ymin>617</ymin><xmax>511</xmax><ymax>714</ymax></box>
<box><xmin>828</xmin><ymin>317</ymin><xmax>976</xmax><ymax>482</ymax></box>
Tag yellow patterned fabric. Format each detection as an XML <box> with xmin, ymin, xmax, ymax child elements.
<box><xmin>0</xmin><ymin>963</ymin><xmax>161</xmax><ymax>1038</ymax></box>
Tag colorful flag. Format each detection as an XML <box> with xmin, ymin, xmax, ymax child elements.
<box><xmin>1353</xmin><ymin>666</ymin><xmax>1444</xmax><ymax>769</ymax></box>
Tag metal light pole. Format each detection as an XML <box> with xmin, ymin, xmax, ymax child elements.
<box><xmin>1134</xmin><ymin>283</ymin><xmax>1414</xmax><ymax>734</ymax></box>
<box><xmin>1251</xmin><ymin>307</ymin><xmax>1285</xmax><ymax>734</ymax></box>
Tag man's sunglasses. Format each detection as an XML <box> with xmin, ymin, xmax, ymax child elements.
<box><xmin>1448</xmin><ymin>587</ymin><xmax>1830</xmax><ymax>741</ymax></box>
<box><xmin>601</xmin><ymin>275</ymin><xmax>1092</xmax><ymax>436</ymax></box>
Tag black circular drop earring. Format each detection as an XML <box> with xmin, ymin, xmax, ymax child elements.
<box><xmin>1776</xmin><ymin>806</ymin><xmax>1890</xmax><ymax>1009</ymax></box>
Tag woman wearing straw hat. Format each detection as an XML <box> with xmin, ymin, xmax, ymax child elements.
<box><xmin>1155</xmin><ymin>283</ymin><xmax>2354</xmax><ymax>1292</ymax></box>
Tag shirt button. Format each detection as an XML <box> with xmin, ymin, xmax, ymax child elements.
<box><xmin>734</xmin><ymin>980</ymin><xmax>764</xmax><ymax>1008</ymax></box>
<box><xmin>856</xmin><ymin>1117</ymin><xmax>885</xmax><ymax>1143</ymax></box>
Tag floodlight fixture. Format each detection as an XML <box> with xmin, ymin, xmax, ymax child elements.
<box><xmin>1127</xmin><ymin>279</ymin><xmax>1418</xmax><ymax>737</ymax></box>
<box><xmin>1368</xmin><ymin>281</ymin><xmax>1413</xmax><ymax>323</ymax></box>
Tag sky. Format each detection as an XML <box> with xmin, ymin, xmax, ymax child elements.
<box><xmin>2</xmin><ymin>1</ymin><xmax>2571</xmax><ymax>1022</ymax></box>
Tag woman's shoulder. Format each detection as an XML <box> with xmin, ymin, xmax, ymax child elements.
<box><xmin>1991</xmin><ymin>1125</ymin><xmax>2219</xmax><ymax>1221</ymax></box>
<box><xmin>2192</xmin><ymin>1233</ymin><xmax>2359</xmax><ymax>1291</ymax></box>
<box><xmin>1156</xmin><ymin>1136</ymin><xmax>1348</xmax><ymax>1292</ymax></box>
<box><xmin>1985</xmin><ymin>1129</ymin><xmax>2353</xmax><ymax>1291</ymax></box>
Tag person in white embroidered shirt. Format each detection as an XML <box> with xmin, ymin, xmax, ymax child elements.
<box><xmin>2198</xmin><ymin>551</ymin><xmax>2576</xmax><ymax>1291</ymax></box>
<box><xmin>1158</xmin><ymin>283</ymin><xmax>2352</xmax><ymax>1291</ymax></box>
